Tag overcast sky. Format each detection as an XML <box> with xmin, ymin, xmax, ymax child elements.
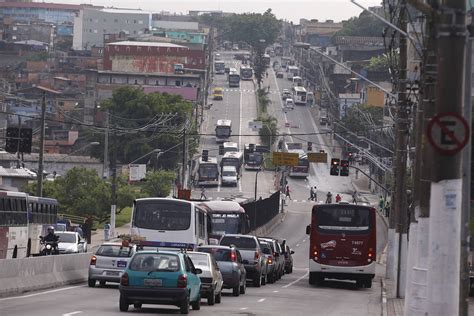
<box><xmin>46</xmin><ymin>0</ymin><xmax>382</xmax><ymax>23</ymax></box>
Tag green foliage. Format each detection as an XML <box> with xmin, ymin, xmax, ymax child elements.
<box><xmin>140</xmin><ymin>170</ymin><xmax>176</xmax><ymax>197</ymax></box>
<box><xmin>258</xmin><ymin>115</ymin><xmax>278</xmax><ymax>147</ymax></box>
<box><xmin>257</xmin><ymin>88</ymin><xmax>270</xmax><ymax>114</ymax></box>
<box><xmin>340</xmin><ymin>104</ymin><xmax>383</xmax><ymax>135</ymax></box>
<box><xmin>336</xmin><ymin>11</ymin><xmax>386</xmax><ymax>37</ymax></box>
<box><xmin>90</xmin><ymin>87</ymin><xmax>193</xmax><ymax>169</ymax></box>
<box><xmin>367</xmin><ymin>53</ymin><xmax>398</xmax><ymax>72</ymax></box>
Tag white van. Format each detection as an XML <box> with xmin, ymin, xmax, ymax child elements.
<box><xmin>285</xmin><ymin>98</ymin><xmax>295</xmax><ymax>110</ymax></box>
<box><xmin>221</xmin><ymin>165</ymin><xmax>238</xmax><ymax>186</ymax></box>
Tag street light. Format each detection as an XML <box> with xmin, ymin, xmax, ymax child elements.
<box><xmin>128</xmin><ymin>148</ymin><xmax>162</xmax><ymax>165</ymax></box>
<box><xmin>254</xmin><ymin>167</ymin><xmax>262</xmax><ymax>231</ymax></box>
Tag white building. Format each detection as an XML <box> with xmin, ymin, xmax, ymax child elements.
<box><xmin>73</xmin><ymin>7</ymin><xmax>151</xmax><ymax>50</ymax></box>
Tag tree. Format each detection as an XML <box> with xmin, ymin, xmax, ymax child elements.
<box><xmin>89</xmin><ymin>87</ymin><xmax>194</xmax><ymax>169</ymax></box>
<box><xmin>258</xmin><ymin>115</ymin><xmax>278</xmax><ymax>147</ymax></box>
<box><xmin>140</xmin><ymin>170</ymin><xmax>176</xmax><ymax>197</ymax></box>
<box><xmin>336</xmin><ymin>11</ymin><xmax>386</xmax><ymax>37</ymax></box>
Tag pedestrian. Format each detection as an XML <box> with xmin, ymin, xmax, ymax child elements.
<box><xmin>379</xmin><ymin>196</ymin><xmax>385</xmax><ymax>213</ymax></box>
<box><xmin>286</xmin><ymin>185</ymin><xmax>291</xmax><ymax>200</ymax></box>
<box><xmin>104</xmin><ymin>223</ymin><xmax>111</xmax><ymax>241</ymax></box>
<box><xmin>352</xmin><ymin>190</ymin><xmax>358</xmax><ymax>204</ymax></box>
<box><xmin>308</xmin><ymin>187</ymin><xmax>315</xmax><ymax>201</ymax></box>
<box><xmin>200</xmin><ymin>187</ymin><xmax>207</xmax><ymax>200</ymax></box>
<box><xmin>335</xmin><ymin>194</ymin><xmax>342</xmax><ymax>203</ymax></box>
<box><xmin>313</xmin><ymin>186</ymin><xmax>318</xmax><ymax>201</ymax></box>
<box><xmin>384</xmin><ymin>200</ymin><xmax>391</xmax><ymax>217</ymax></box>
<box><xmin>265</xmin><ymin>72</ymin><xmax>268</xmax><ymax>78</ymax></box>
<box><xmin>74</xmin><ymin>225</ymin><xmax>84</xmax><ymax>238</ymax></box>
<box><xmin>267</xmin><ymin>85</ymin><xmax>271</xmax><ymax>93</ymax></box>
<box><xmin>326</xmin><ymin>192</ymin><xmax>332</xmax><ymax>204</ymax></box>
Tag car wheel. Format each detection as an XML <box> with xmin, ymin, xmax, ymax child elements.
<box><xmin>233</xmin><ymin>285</ymin><xmax>240</xmax><ymax>296</ymax></box>
<box><xmin>99</xmin><ymin>280</ymin><xmax>106</xmax><ymax>286</ymax></box>
<box><xmin>119</xmin><ymin>295</ymin><xmax>129</xmax><ymax>312</ymax></box>
<box><xmin>88</xmin><ymin>279</ymin><xmax>96</xmax><ymax>287</ymax></box>
<box><xmin>215</xmin><ymin>290</ymin><xmax>222</xmax><ymax>304</ymax></box>
<box><xmin>207</xmin><ymin>289</ymin><xmax>215</xmax><ymax>306</ymax></box>
<box><xmin>133</xmin><ymin>303</ymin><xmax>142</xmax><ymax>309</ymax></box>
<box><xmin>253</xmin><ymin>273</ymin><xmax>261</xmax><ymax>287</ymax></box>
<box><xmin>180</xmin><ymin>294</ymin><xmax>190</xmax><ymax>314</ymax></box>
<box><xmin>191</xmin><ymin>295</ymin><xmax>201</xmax><ymax>310</ymax></box>
<box><xmin>240</xmin><ymin>279</ymin><xmax>246</xmax><ymax>294</ymax></box>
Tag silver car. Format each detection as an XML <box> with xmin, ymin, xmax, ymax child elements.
<box><xmin>188</xmin><ymin>252</ymin><xmax>224</xmax><ymax>306</ymax></box>
<box><xmin>88</xmin><ymin>242</ymin><xmax>137</xmax><ymax>287</ymax></box>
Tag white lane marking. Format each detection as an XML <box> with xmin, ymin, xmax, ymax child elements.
<box><xmin>296</xmin><ymin>244</ymin><xmax>300</xmax><ymax>247</ymax></box>
<box><xmin>282</xmin><ymin>271</ymin><xmax>310</xmax><ymax>289</ymax></box>
<box><xmin>240</xmin><ymin>307</ymin><xmax>248</xmax><ymax>310</ymax></box>
<box><xmin>273</xmin><ymin>290</ymin><xmax>279</xmax><ymax>293</ymax></box>
<box><xmin>63</xmin><ymin>312</ymin><xmax>83</xmax><ymax>316</ymax></box>
<box><xmin>258</xmin><ymin>298</ymin><xmax>266</xmax><ymax>303</ymax></box>
<box><xmin>0</xmin><ymin>286</ymin><xmax>83</xmax><ymax>301</ymax></box>
<box><xmin>302</xmin><ymin>239</ymin><xmax>306</xmax><ymax>242</ymax></box>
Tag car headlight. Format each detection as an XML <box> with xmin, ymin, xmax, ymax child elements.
<box><xmin>46</xmin><ymin>244</ymin><xmax>52</xmax><ymax>250</ymax></box>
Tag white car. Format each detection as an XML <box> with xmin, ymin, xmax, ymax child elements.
<box><xmin>221</xmin><ymin>165</ymin><xmax>238</xmax><ymax>186</ymax></box>
<box><xmin>284</xmin><ymin>98</ymin><xmax>295</xmax><ymax>110</ymax></box>
<box><xmin>56</xmin><ymin>231</ymin><xmax>87</xmax><ymax>254</ymax></box>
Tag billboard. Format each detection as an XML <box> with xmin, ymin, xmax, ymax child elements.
<box><xmin>129</xmin><ymin>164</ymin><xmax>146</xmax><ymax>182</ymax></box>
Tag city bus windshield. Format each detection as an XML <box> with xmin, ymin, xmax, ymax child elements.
<box><xmin>216</xmin><ymin>126</ymin><xmax>231</xmax><ymax>137</ymax></box>
<box><xmin>211</xmin><ymin>213</ymin><xmax>241</xmax><ymax>235</ymax></box>
<box><xmin>199</xmin><ymin>164</ymin><xmax>219</xmax><ymax>179</ymax></box>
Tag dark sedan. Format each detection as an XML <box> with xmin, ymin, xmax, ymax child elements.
<box><xmin>197</xmin><ymin>245</ymin><xmax>247</xmax><ymax>296</ymax></box>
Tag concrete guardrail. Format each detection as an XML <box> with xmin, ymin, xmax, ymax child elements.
<box><xmin>0</xmin><ymin>253</ymin><xmax>91</xmax><ymax>297</ymax></box>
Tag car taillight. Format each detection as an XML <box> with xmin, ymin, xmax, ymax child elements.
<box><xmin>312</xmin><ymin>248</ymin><xmax>318</xmax><ymax>262</ymax></box>
<box><xmin>178</xmin><ymin>274</ymin><xmax>187</xmax><ymax>288</ymax></box>
<box><xmin>230</xmin><ymin>251</ymin><xmax>237</xmax><ymax>262</ymax></box>
<box><xmin>254</xmin><ymin>251</ymin><xmax>260</xmax><ymax>260</ymax></box>
<box><xmin>120</xmin><ymin>272</ymin><xmax>129</xmax><ymax>286</ymax></box>
<box><xmin>90</xmin><ymin>255</ymin><xmax>97</xmax><ymax>266</ymax></box>
<box><xmin>368</xmin><ymin>248</ymin><xmax>374</xmax><ymax>262</ymax></box>
<box><xmin>267</xmin><ymin>256</ymin><xmax>273</xmax><ymax>265</ymax></box>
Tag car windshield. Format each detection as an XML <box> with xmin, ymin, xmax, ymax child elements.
<box><xmin>198</xmin><ymin>247</ymin><xmax>234</xmax><ymax>262</ymax></box>
<box><xmin>220</xmin><ymin>236</ymin><xmax>257</xmax><ymax>249</ymax></box>
<box><xmin>222</xmin><ymin>170</ymin><xmax>236</xmax><ymax>176</ymax></box>
<box><xmin>133</xmin><ymin>200</ymin><xmax>191</xmax><ymax>231</ymax></box>
<box><xmin>56</xmin><ymin>233</ymin><xmax>76</xmax><ymax>243</ymax></box>
<box><xmin>187</xmin><ymin>253</ymin><xmax>210</xmax><ymax>270</ymax></box>
<box><xmin>211</xmin><ymin>213</ymin><xmax>241</xmax><ymax>235</ymax></box>
<box><xmin>96</xmin><ymin>245</ymin><xmax>133</xmax><ymax>257</ymax></box>
<box><xmin>129</xmin><ymin>253</ymin><xmax>180</xmax><ymax>272</ymax></box>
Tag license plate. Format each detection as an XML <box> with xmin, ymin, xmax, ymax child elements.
<box><xmin>144</xmin><ymin>279</ymin><xmax>162</xmax><ymax>286</ymax></box>
<box><xmin>106</xmin><ymin>271</ymin><xmax>120</xmax><ymax>276</ymax></box>
<box><xmin>117</xmin><ymin>261</ymin><xmax>127</xmax><ymax>268</ymax></box>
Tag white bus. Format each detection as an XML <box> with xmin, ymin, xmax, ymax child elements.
<box><xmin>220</xmin><ymin>151</ymin><xmax>244</xmax><ymax>175</ymax></box>
<box><xmin>288</xmin><ymin>149</ymin><xmax>310</xmax><ymax>178</ymax></box>
<box><xmin>228</xmin><ymin>68</ymin><xmax>240</xmax><ymax>87</ymax></box>
<box><xmin>130</xmin><ymin>198</ymin><xmax>209</xmax><ymax>250</ymax></box>
<box><xmin>292</xmin><ymin>86</ymin><xmax>308</xmax><ymax>105</ymax></box>
<box><xmin>223</xmin><ymin>142</ymin><xmax>239</xmax><ymax>154</ymax></box>
<box><xmin>216</xmin><ymin>119</ymin><xmax>232</xmax><ymax>143</ymax></box>
<box><xmin>214</xmin><ymin>60</ymin><xmax>226</xmax><ymax>74</ymax></box>
<box><xmin>197</xmin><ymin>156</ymin><xmax>220</xmax><ymax>186</ymax></box>
<box><xmin>287</xmin><ymin>66</ymin><xmax>299</xmax><ymax>80</ymax></box>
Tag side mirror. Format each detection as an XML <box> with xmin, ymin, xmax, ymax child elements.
<box><xmin>306</xmin><ymin>225</ymin><xmax>311</xmax><ymax>235</ymax></box>
<box><xmin>291</xmin><ymin>250</ymin><xmax>295</xmax><ymax>255</ymax></box>
<box><xmin>195</xmin><ymin>268</ymin><xmax>202</xmax><ymax>275</ymax></box>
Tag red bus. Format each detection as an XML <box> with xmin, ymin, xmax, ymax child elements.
<box><xmin>305</xmin><ymin>203</ymin><xmax>376</xmax><ymax>288</ymax></box>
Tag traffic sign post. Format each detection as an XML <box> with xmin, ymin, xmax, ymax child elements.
<box><xmin>272</xmin><ymin>152</ymin><xmax>299</xmax><ymax>166</ymax></box>
<box><xmin>307</xmin><ymin>152</ymin><xmax>327</xmax><ymax>163</ymax></box>
<box><xmin>427</xmin><ymin>112</ymin><xmax>469</xmax><ymax>155</ymax></box>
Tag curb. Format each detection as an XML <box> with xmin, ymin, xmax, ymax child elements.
<box><xmin>381</xmin><ymin>278</ymin><xmax>388</xmax><ymax>316</ymax></box>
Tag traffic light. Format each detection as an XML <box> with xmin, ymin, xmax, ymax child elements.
<box><xmin>219</xmin><ymin>145</ymin><xmax>224</xmax><ymax>155</ymax></box>
<box><xmin>340</xmin><ymin>160</ymin><xmax>349</xmax><ymax>176</ymax></box>
<box><xmin>202</xmin><ymin>150</ymin><xmax>208</xmax><ymax>161</ymax></box>
<box><xmin>19</xmin><ymin>128</ymin><xmax>32</xmax><ymax>153</ymax></box>
<box><xmin>5</xmin><ymin>127</ymin><xmax>19</xmax><ymax>153</ymax></box>
<box><xmin>330</xmin><ymin>158</ymin><xmax>340</xmax><ymax>176</ymax></box>
<box><xmin>307</xmin><ymin>142</ymin><xmax>313</xmax><ymax>151</ymax></box>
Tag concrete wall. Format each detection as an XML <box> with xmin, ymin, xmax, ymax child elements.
<box><xmin>0</xmin><ymin>253</ymin><xmax>90</xmax><ymax>297</ymax></box>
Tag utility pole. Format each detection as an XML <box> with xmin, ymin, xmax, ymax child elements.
<box><xmin>16</xmin><ymin>116</ymin><xmax>21</xmax><ymax>169</ymax></box>
<box><xmin>426</xmin><ymin>0</ymin><xmax>467</xmax><ymax>314</ymax></box>
<box><xmin>103</xmin><ymin>109</ymin><xmax>109</xmax><ymax>179</ymax></box>
<box><xmin>110</xmin><ymin>114</ymin><xmax>117</xmax><ymax>238</ymax></box>
<box><xmin>181</xmin><ymin>126</ymin><xmax>186</xmax><ymax>189</ymax></box>
<box><xmin>405</xmin><ymin>1</ymin><xmax>438</xmax><ymax>312</ymax></box>
<box><xmin>36</xmin><ymin>91</ymin><xmax>46</xmax><ymax>197</ymax></box>
<box><xmin>460</xmin><ymin>11</ymin><xmax>473</xmax><ymax>316</ymax></box>
<box><xmin>389</xmin><ymin>0</ymin><xmax>409</xmax><ymax>298</ymax></box>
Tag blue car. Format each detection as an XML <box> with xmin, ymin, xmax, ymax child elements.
<box><xmin>119</xmin><ymin>250</ymin><xmax>202</xmax><ymax>314</ymax></box>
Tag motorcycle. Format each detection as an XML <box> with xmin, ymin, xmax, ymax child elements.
<box><xmin>39</xmin><ymin>236</ymin><xmax>59</xmax><ymax>256</ymax></box>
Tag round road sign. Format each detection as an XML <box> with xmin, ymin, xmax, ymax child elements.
<box><xmin>427</xmin><ymin>112</ymin><xmax>469</xmax><ymax>155</ymax></box>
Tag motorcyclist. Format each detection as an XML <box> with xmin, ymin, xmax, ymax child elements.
<box><xmin>43</xmin><ymin>226</ymin><xmax>59</xmax><ymax>243</ymax></box>
<box><xmin>326</xmin><ymin>192</ymin><xmax>333</xmax><ymax>204</ymax></box>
